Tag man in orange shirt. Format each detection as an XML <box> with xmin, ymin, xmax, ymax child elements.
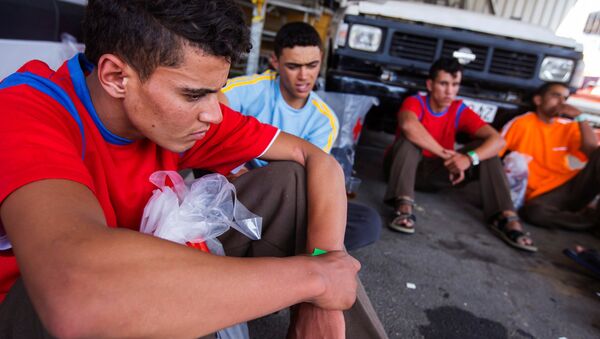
<box><xmin>502</xmin><ymin>82</ymin><xmax>599</xmax><ymax>230</ymax></box>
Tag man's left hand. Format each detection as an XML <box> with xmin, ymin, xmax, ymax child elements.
<box><xmin>449</xmin><ymin>170</ymin><xmax>465</xmax><ymax>186</ymax></box>
<box><xmin>444</xmin><ymin>153</ymin><xmax>471</xmax><ymax>173</ymax></box>
<box><xmin>287</xmin><ymin>303</ymin><xmax>345</xmax><ymax>339</ymax></box>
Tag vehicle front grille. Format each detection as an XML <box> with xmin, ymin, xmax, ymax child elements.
<box><xmin>389</xmin><ymin>32</ymin><xmax>437</xmax><ymax>62</ymax></box>
<box><xmin>490</xmin><ymin>49</ymin><xmax>537</xmax><ymax>79</ymax></box>
<box><xmin>441</xmin><ymin>40</ymin><xmax>487</xmax><ymax>71</ymax></box>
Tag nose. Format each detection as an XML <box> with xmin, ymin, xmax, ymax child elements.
<box><xmin>198</xmin><ymin>94</ymin><xmax>223</xmax><ymax>125</ymax></box>
<box><xmin>298</xmin><ymin>66</ymin><xmax>307</xmax><ymax>80</ymax></box>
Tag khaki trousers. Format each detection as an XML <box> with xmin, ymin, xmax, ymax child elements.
<box><xmin>384</xmin><ymin>137</ymin><xmax>514</xmax><ymax>221</ymax></box>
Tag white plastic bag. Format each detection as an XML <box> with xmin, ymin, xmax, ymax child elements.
<box><xmin>316</xmin><ymin>91</ymin><xmax>379</xmax><ymax>149</ymax></box>
<box><xmin>140</xmin><ymin>171</ymin><xmax>262</xmax><ymax>246</ymax></box>
<box><xmin>503</xmin><ymin>152</ymin><xmax>532</xmax><ymax>209</ymax></box>
<box><xmin>140</xmin><ymin>170</ymin><xmax>261</xmax><ymax>338</ymax></box>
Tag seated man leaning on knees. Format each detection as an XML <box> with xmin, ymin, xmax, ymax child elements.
<box><xmin>219</xmin><ymin>22</ymin><xmax>382</xmax><ymax>252</ymax></box>
<box><xmin>501</xmin><ymin>82</ymin><xmax>600</xmax><ymax>231</ymax></box>
<box><xmin>383</xmin><ymin>57</ymin><xmax>537</xmax><ymax>252</ymax></box>
<box><xmin>0</xmin><ymin>1</ymin><xmax>361</xmax><ymax>338</ymax></box>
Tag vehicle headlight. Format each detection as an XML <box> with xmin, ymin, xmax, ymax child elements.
<box><xmin>539</xmin><ymin>57</ymin><xmax>574</xmax><ymax>82</ymax></box>
<box><xmin>569</xmin><ymin>59</ymin><xmax>585</xmax><ymax>88</ymax></box>
<box><xmin>348</xmin><ymin>24</ymin><xmax>382</xmax><ymax>52</ymax></box>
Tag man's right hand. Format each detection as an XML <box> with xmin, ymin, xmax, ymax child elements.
<box><xmin>554</xmin><ymin>103</ymin><xmax>581</xmax><ymax>119</ymax></box>
<box><xmin>308</xmin><ymin>251</ymin><xmax>360</xmax><ymax>310</ymax></box>
<box><xmin>439</xmin><ymin>148</ymin><xmax>455</xmax><ymax>160</ymax></box>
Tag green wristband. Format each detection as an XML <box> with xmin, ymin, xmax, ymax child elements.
<box><xmin>311</xmin><ymin>248</ymin><xmax>328</xmax><ymax>256</ymax></box>
<box><xmin>467</xmin><ymin>150</ymin><xmax>480</xmax><ymax>166</ymax></box>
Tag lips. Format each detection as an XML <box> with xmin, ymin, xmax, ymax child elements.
<box><xmin>295</xmin><ymin>83</ymin><xmax>311</xmax><ymax>93</ymax></box>
<box><xmin>189</xmin><ymin>128</ymin><xmax>209</xmax><ymax>140</ymax></box>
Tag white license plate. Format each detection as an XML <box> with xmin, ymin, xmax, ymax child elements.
<box><xmin>462</xmin><ymin>99</ymin><xmax>498</xmax><ymax>123</ymax></box>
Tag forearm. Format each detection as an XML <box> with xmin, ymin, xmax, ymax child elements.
<box><xmin>304</xmin><ymin>152</ymin><xmax>347</xmax><ymax>252</ymax></box>
<box><xmin>258</xmin><ymin>133</ymin><xmax>347</xmax><ymax>252</ymax></box>
<box><xmin>579</xmin><ymin>121</ymin><xmax>599</xmax><ymax>156</ymax></box>
<box><xmin>289</xmin><ymin>153</ymin><xmax>349</xmax><ymax>335</ymax></box>
<box><xmin>469</xmin><ymin>125</ymin><xmax>506</xmax><ymax>160</ymax></box>
<box><xmin>472</xmin><ymin>136</ymin><xmax>504</xmax><ymax>160</ymax></box>
<box><xmin>403</xmin><ymin>123</ymin><xmax>446</xmax><ymax>157</ymax></box>
<box><xmin>22</xmin><ymin>228</ymin><xmax>325</xmax><ymax>338</ymax></box>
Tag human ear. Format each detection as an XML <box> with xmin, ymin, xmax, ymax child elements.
<box><xmin>96</xmin><ymin>54</ymin><xmax>133</xmax><ymax>99</ymax></box>
<box><xmin>533</xmin><ymin>94</ymin><xmax>542</xmax><ymax>107</ymax></box>
<box><xmin>426</xmin><ymin>79</ymin><xmax>433</xmax><ymax>92</ymax></box>
<box><xmin>269</xmin><ymin>53</ymin><xmax>279</xmax><ymax>71</ymax></box>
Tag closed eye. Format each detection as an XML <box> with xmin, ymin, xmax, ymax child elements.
<box><xmin>181</xmin><ymin>88</ymin><xmax>216</xmax><ymax>102</ymax></box>
<box><xmin>185</xmin><ymin>93</ymin><xmax>206</xmax><ymax>102</ymax></box>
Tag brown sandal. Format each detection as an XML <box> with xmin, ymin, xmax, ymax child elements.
<box><xmin>388</xmin><ymin>197</ymin><xmax>416</xmax><ymax>234</ymax></box>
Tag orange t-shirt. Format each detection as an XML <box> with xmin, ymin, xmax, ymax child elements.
<box><xmin>501</xmin><ymin>112</ymin><xmax>586</xmax><ymax>200</ymax></box>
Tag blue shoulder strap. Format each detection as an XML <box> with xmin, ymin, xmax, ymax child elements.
<box><xmin>0</xmin><ymin>72</ymin><xmax>85</xmax><ymax>159</ymax></box>
<box><xmin>455</xmin><ymin>102</ymin><xmax>467</xmax><ymax>129</ymax></box>
<box><xmin>415</xmin><ymin>95</ymin><xmax>426</xmax><ymax>121</ymax></box>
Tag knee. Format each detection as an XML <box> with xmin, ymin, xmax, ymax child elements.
<box><xmin>480</xmin><ymin>155</ymin><xmax>502</xmax><ymax>166</ymax></box>
<box><xmin>345</xmin><ymin>203</ymin><xmax>382</xmax><ymax>250</ymax></box>
<box><xmin>263</xmin><ymin>161</ymin><xmax>306</xmax><ymax>188</ymax></box>
<box><xmin>519</xmin><ymin>203</ymin><xmax>547</xmax><ymax>226</ymax></box>
<box><xmin>590</xmin><ymin>147</ymin><xmax>600</xmax><ymax>165</ymax></box>
<box><xmin>394</xmin><ymin>137</ymin><xmax>420</xmax><ymax>154</ymax></box>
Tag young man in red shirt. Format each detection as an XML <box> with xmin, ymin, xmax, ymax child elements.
<box><xmin>384</xmin><ymin>58</ymin><xmax>536</xmax><ymax>252</ymax></box>
<box><xmin>0</xmin><ymin>1</ymin><xmax>361</xmax><ymax>337</ymax></box>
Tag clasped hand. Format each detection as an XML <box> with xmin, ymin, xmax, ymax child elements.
<box><xmin>441</xmin><ymin>149</ymin><xmax>471</xmax><ymax>185</ymax></box>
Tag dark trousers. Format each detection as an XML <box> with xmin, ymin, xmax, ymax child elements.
<box><xmin>345</xmin><ymin>202</ymin><xmax>382</xmax><ymax>251</ymax></box>
<box><xmin>384</xmin><ymin>137</ymin><xmax>514</xmax><ymax>221</ymax></box>
<box><xmin>519</xmin><ymin>147</ymin><xmax>600</xmax><ymax>230</ymax></box>
<box><xmin>0</xmin><ymin>161</ymin><xmax>387</xmax><ymax>339</ymax></box>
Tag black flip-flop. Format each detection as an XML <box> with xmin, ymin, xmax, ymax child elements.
<box><xmin>489</xmin><ymin>215</ymin><xmax>538</xmax><ymax>253</ymax></box>
<box><xmin>563</xmin><ymin>248</ymin><xmax>600</xmax><ymax>278</ymax></box>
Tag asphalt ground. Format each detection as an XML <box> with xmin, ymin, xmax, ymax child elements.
<box><xmin>249</xmin><ymin>129</ymin><xmax>600</xmax><ymax>339</ymax></box>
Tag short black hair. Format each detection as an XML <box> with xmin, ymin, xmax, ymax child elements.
<box><xmin>274</xmin><ymin>22</ymin><xmax>322</xmax><ymax>58</ymax></box>
<box><xmin>83</xmin><ymin>0</ymin><xmax>251</xmax><ymax>81</ymax></box>
<box><xmin>536</xmin><ymin>81</ymin><xmax>569</xmax><ymax>97</ymax></box>
<box><xmin>428</xmin><ymin>58</ymin><xmax>463</xmax><ymax>80</ymax></box>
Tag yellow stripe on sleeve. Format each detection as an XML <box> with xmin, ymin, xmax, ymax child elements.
<box><xmin>222</xmin><ymin>70</ymin><xmax>277</xmax><ymax>93</ymax></box>
<box><xmin>312</xmin><ymin>99</ymin><xmax>338</xmax><ymax>153</ymax></box>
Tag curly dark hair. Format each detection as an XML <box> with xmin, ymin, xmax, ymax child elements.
<box><xmin>83</xmin><ymin>0</ymin><xmax>251</xmax><ymax>81</ymax></box>
<box><xmin>274</xmin><ymin>22</ymin><xmax>322</xmax><ymax>58</ymax></box>
<box><xmin>428</xmin><ymin>58</ymin><xmax>463</xmax><ymax>80</ymax></box>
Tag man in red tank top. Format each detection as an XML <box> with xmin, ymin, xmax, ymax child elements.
<box><xmin>384</xmin><ymin>58</ymin><xmax>536</xmax><ymax>253</ymax></box>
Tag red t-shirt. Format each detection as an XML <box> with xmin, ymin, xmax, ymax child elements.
<box><xmin>0</xmin><ymin>55</ymin><xmax>278</xmax><ymax>301</ymax></box>
<box><xmin>395</xmin><ymin>94</ymin><xmax>486</xmax><ymax>157</ymax></box>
